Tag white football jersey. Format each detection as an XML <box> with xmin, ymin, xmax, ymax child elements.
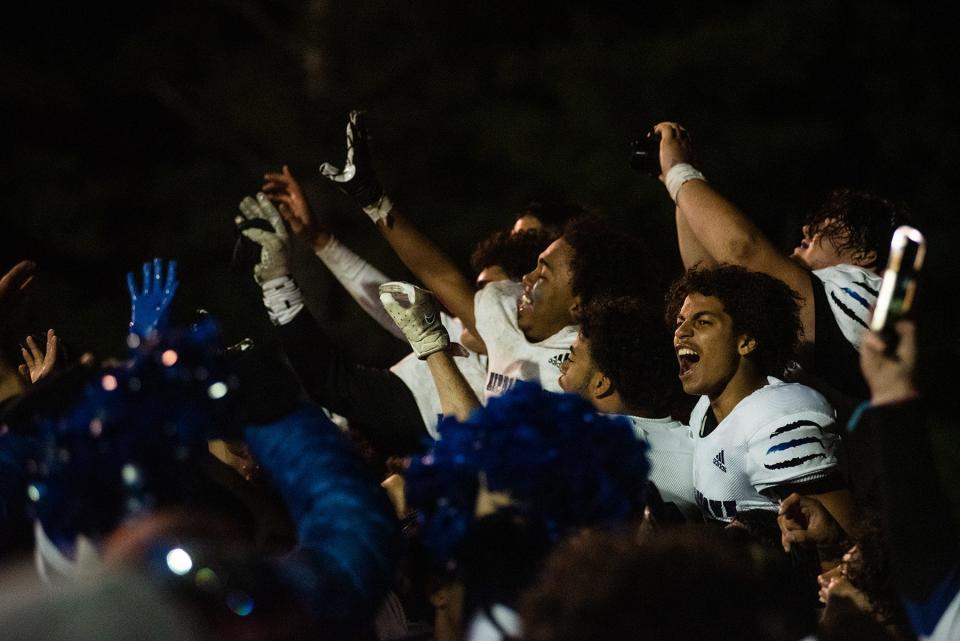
<box><xmin>924</xmin><ymin>586</ymin><xmax>960</xmax><ymax>641</ymax></box>
<box><xmin>314</xmin><ymin>236</ymin><xmax>489</xmax><ymax>439</ymax></box>
<box><xmin>813</xmin><ymin>264</ymin><xmax>881</xmax><ymax>350</ymax></box>
<box><xmin>390</xmin><ymin>314</ymin><xmax>488</xmax><ymax>439</ymax></box>
<box><xmin>689</xmin><ymin>377</ymin><xmax>838</xmax><ymax>522</ymax></box>
<box><xmin>473</xmin><ymin>280</ymin><xmax>577</xmax><ymax>399</ymax></box>
<box><xmin>625</xmin><ymin>416</ymin><xmax>699</xmax><ymax>521</ymax></box>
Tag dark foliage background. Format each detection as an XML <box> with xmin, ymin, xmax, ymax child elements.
<box><xmin>3</xmin><ymin>0</ymin><xmax>958</xmax><ymax>406</ymax></box>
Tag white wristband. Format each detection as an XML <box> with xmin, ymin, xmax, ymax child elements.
<box><xmin>261</xmin><ymin>275</ymin><xmax>304</xmax><ymax>326</ymax></box>
<box><xmin>362</xmin><ymin>194</ymin><xmax>394</xmax><ymax>224</ymax></box>
<box><xmin>665</xmin><ymin>163</ymin><xmax>706</xmax><ymax>204</ymax></box>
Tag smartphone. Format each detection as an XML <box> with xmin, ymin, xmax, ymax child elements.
<box><xmin>869</xmin><ymin>225</ymin><xmax>926</xmax><ymax>335</ymax></box>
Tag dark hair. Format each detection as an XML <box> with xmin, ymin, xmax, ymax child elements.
<box><xmin>522</xmin><ymin>527</ymin><xmax>814</xmax><ymax>641</ymax></box>
<box><xmin>563</xmin><ymin>215</ymin><xmax>660</xmax><ymax>308</ymax></box>
<box><xmin>665</xmin><ymin>265</ymin><xmax>803</xmax><ymax>376</ymax></box>
<box><xmin>515</xmin><ymin>201</ymin><xmax>590</xmax><ymax>236</ymax></box>
<box><xmin>579</xmin><ymin>296</ymin><xmax>679</xmax><ymax>416</ymax></box>
<box><xmin>804</xmin><ymin>188</ymin><xmax>910</xmax><ymax>269</ymax></box>
<box><xmin>844</xmin><ymin>517</ymin><xmax>910</xmax><ymax>630</ymax></box>
<box><xmin>470</xmin><ymin>228</ymin><xmax>557</xmax><ymax>281</ymax></box>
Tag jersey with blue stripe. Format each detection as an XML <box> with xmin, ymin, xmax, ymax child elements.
<box><xmin>689</xmin><ymin>377</ymin><xmax>838</xmax><ymax>522</ymax></box>
<box><xmin>813</xmin><ymin>264</ymin><xmax>881</xmax><ymax>350</ymax></box>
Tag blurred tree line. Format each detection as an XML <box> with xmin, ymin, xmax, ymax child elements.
<box><xmin>2</xmin><ymin>0</ymin><xmax>958</xmax><ymax>400</ymax></box>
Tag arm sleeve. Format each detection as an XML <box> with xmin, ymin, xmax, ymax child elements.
<box><xmin>314</xmin><ymin>236</ymin><xmax>406</xmax><ymax>342</ymax></box>
<box><xmin>243</xmin><ymin>404</ymin><xmax>401</xmax><ymax>634</ymax></box>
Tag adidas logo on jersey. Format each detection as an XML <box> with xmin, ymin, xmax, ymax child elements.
<box><xmin>548</xmin><ymin>353</ymin><xmax>570</xmax><ymax>369</ymax></box>
<box><xmin>712</xmin><ymin>450</ymin><xmax>727</xmax><ymax>473</ymax></box>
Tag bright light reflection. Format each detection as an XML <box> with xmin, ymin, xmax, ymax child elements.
<box><xmin>207</xmin><ymin>382</ymin><xmax>228</xmax><ymax>399</ymax></box>
<box><xmin>166</xmin><ymin>548</ymin><xmax>193</xmax><ymax>576</ymax></box>
<box><xmin>161</xmin><ymin>350</ymin><xmax>178</xmax><ymax>366</ymax></box>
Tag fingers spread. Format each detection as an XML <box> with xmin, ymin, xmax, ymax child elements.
<box><xmin>21</xmin><ymin>345</ymin><xmax>35</xmax><ymax>369</ymax></box>
<box><xmin>0</xmin><ymin>260</ymin><xmax>37</xmax><ymax>291</ymax></box>
<box><xmin>238</xmin><ymin>196</ymin><xmax>262</xmax><ymax>220</ymax></box>
<box><xmin>141</xmin><ymin>262</ymin><xmax>152</xmax><ymax>295</ymax></box>
<box><xmin>26</xmin><ymin>334</ymin><xmax>43</xmax><ymax>361</ymax></box>
<box><xmin>255</xmin><ymin>193</ymin><xmax>287</xmax><ymax>235</ymax></box>
<box><xmin>164</xmin><ymin>260</ymin><xmax>178</xmax><ymax>294</ymax></box>
<box><xmin>42</xmin><ymin>331</ymin><xmax>58</xmax><ymax>369</ymax></box>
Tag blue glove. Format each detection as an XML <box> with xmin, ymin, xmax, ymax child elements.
<box><xmin>127</xmin><ymin>258</ymin><xmax>179</xmax><ymax>337</ymax></box>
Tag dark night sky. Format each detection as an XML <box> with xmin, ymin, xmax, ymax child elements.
<box><xmin>3</xmin><ymin>0</ymin><xmax>959</xmax><ymax>401</ymax></box>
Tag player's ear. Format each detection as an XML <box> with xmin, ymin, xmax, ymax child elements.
<box><xmin>569</xmin><ymin>296</ymin><xmax>582</xmax><ymax>322</ymax></box>
<box><xmin>594</xmin><ymin>373</ymin><xmax>613</xmax><ymax>398</ymax></box>
<box><xmin>853</xmin><ymin>248</ymin><xmax>878</xmax><ymax>268</ymax></box>
<box><xmin>737</xmin><ymin>335</ymin><xmax>757</xmax><ymax>357</ymax></box>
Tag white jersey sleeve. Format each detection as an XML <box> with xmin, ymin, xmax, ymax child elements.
<box><xmin>812</xmin><ymin>264</ymin><xmax>881</xmax><ymax>350</ymax></box>
<box><xmin>314</xmin><ymin>236</ymin><xmax>406</xmax><ymax>342</ymax></box>
<box><xmin>627</xmin><ymin>416</ymin><xmax>699</xmax><ymax>521</ymax></box>
<box><xmin>690</xmin><ymin>378</ymin><xmax>838</xmax><ymax>521</ymax></box>
<box><xmin>390</xmin><ymin>313</ymin><xmax>488</xmax><ymax>440</ymax></box>
<box><xmin>743</xmin><ymin>384</ymin><xmax>838</xmax><ymax>490</ymax></box>
<box><xmin>924</xmin><ymin>584</ymin><xmax>960</xmax><ymax>641</ymax></box>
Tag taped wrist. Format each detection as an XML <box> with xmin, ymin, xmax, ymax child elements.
<box><xmin>665</xmin><ymin>163</ymin><xmax>707</xmax><ymax>203</ymax></box>
<box><xmin>261</xmin><ymin>275</ymin><xmax>304</xmax><ymax>326</ymax></box>
<box><xmin>362</xmin><ymin>194</ymin><xmax>394</xmax><ymax>224</ymax></box>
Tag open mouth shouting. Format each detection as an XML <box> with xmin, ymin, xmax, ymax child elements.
<box><xmin>518</xmin><ymin>287</ymin><xmax>534</xmax><ymax>314</ymax></box>
<box><xmin>676</xmin><ymin>344</ymin><xmax>700</xmax><ymax>381</ymax></box>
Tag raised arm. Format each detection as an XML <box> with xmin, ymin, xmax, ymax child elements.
<box><xmin>674</xmin><ymin>204</ymin><xmax>718</xmax><ymax>270</ymax></box>
<box><xmin>263</xmin><ymin>165</ymin><xmax>405</xmax><ymax>341</ymax></box>
<box><xmin>654</xmin><ymin>122</ymin><xmax>815</xmax><ymax>340</ymax></box>
<box><xmin>379</xmin><ymin>282</ymin><xmax>480</xmax><ymax>420</ymax></box>
<box><xmin>319</xmin><ymin>111</ymin><xmax>478</xmax><ymax>336</ymax></box>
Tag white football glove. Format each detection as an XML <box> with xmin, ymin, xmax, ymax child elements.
<box><xmin>236</xmin><ymin>192</ymin><xmax>291</xmax><ymax>285</ymax></box>
<box><xmin>378</xmin><ymin>282</ymin><xmax>465</xmax><ymax>359</ymax></box>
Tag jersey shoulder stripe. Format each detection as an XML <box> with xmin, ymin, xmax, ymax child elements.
<box><xmin>770</xmin><ymin>419</ymin><xmax>822</xmax><ymax>438</ymax></box>
<box><xmin>829</xmin><ymin>290</ymin><xmax>870</xmax><ymax>329</ymax></box>
<box><xmin>767</xmin><ymin>435</ymin><xmax>823</xmax><ymax>454</ymax></box>
<box><xmin>765</xmin><ymin>453</ymin><xmax>827</xmax><ymax>470</ymax></box>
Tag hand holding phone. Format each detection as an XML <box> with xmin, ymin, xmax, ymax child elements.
<box><xmin>870</xmin><ymin>226</ymin><xmax>926</xmax><ymax>350</ymax></box>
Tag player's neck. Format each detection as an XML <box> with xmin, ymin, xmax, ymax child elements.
<box><xmin>708</xmin><ymin>365</ymin><xmax>767</xmax><ymax>425</ymax></box>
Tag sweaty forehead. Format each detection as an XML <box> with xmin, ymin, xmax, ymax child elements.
<box><xmin>679</xmin><ymin>292</ymin><xmax>726</xmax><ymax>317</ymax></box>
<box><xmin>542</xmin><ymin>238</ymin><xmax>573</xmax><ymax>268</ymax></box>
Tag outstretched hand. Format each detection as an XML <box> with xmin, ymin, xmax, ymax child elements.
<box><xmin>320</xmin><ymin>110</ymin><xmax>393</xmax><ymax>221</ymax></box>
<box><xmin>379</xmin><ymin>282</ymin><xmax>465</xmax><ymax>360</ymax></box>
<box><xmin>236</xmin><ymin>193</ymin><xmax>291</xmax><ymax>285</ymax></box>
<box><xmin>777</xmin><ymin>492</ymin><xmax>845</xmax><ymax>553</ymax></box>
<box><xmin>127</xmin><ymin>258</ymin><xmax>179</xmax><ymax>338</ymax></box>
<box><xmin>860</xmin><ymin>320</ymin><xmax>918</xmax><ymax>406</ymax></box>
<box><xmin>262</xmin><ymin>165</ymin><xmax>331</xmax><ymax>249</ymax></box>
<box><xmin>19</xmin><ymin>329</ymin><xmax>58</xmax><ymax>384</ymax></box>
<box><xmin>0</xmin><ymin>260</ymin><xmax>37</xmax><ymax>317</ymax></box>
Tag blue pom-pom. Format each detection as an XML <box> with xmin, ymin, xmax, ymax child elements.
<box><xmin>405</xmin><ymin>382</ymin><xmax>649</xmax><ymax>567</ymax></box>
<box><xmin>25</xmin><ymin>316</ymin><xmax>235</xmax><ymax>543</ymax></box>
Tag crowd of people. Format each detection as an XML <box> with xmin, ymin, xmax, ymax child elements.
<box><xmin>0</xmin><ymin>111</ymin><xmax>954</xmax><ymax>641</ymax></box>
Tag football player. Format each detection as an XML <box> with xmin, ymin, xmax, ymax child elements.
<box><xmin>667</xmin><ymin>265</ymin><xmax>856</xmax><ymax>528</ymax></box>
